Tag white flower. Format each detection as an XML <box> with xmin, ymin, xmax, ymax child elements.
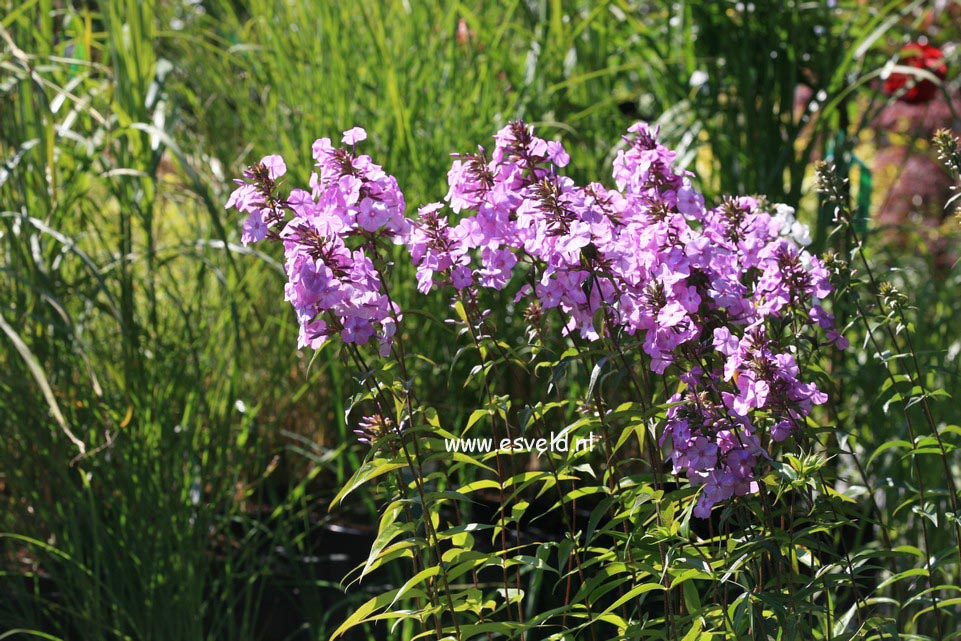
<box><xmin>773</xmin><ymin>203</ymin><xmax>811</xmax><ymax>246</ymax></box>
<box><xmin>789</xmin><ymin>220</ymin><xmax>812</xmax><ymax>246</ymax></box>
<box><xmin>689</xmin><ymin>70</ymin><xmax>709</xmax><ymax>88</ymax></box>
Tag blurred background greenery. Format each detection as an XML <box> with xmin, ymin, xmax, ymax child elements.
<box><xmin>1</xmin><ymin>0</ymin><xmax>959</xmax><ymax>639</ymax></box>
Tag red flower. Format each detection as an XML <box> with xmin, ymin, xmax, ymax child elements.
<box><xmin>883</xmin><ymin>43</ymin><xmax>948</xmax><ymax>104</ymax></box>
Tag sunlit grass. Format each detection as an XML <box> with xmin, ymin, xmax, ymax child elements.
<box><xmin>2</xmin><ymin>0</ymin><xmax>960</xmax><ymax>639</ymax></box>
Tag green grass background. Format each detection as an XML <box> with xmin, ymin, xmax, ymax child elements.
<box><xmin>2</xmin><ymin>0</ymin><xmax>960</xmax><ymax>639</ymax></box>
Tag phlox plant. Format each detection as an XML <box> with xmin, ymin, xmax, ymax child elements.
<box><xmin>227</xmin><ymin>122</ymin><xmax>850</xmax><ymax>639</ymax></box>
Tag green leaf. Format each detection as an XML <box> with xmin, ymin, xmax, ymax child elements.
<box><xmin>875</xmin><ymin>567</ymin><xmax>928</xmax><ymax>591</ymax></box>
<box><xmin>329</xmin><ymin>588</ymin><xmax>403</xmax><ymax>640</ymax></box>
<box><xmin>867</xmin><ymin>439</ymin><xmax>912</xmax><ymax>467</ymax></box>
<box><xmin>682</xmin><ymin>580</ymin><xmax>702</xmax><ymax>617</ymax></box>
<box><xmin>680</xmin><ymin>620</ymin><xmax>710</xmax><ymax>641</ymax></box>
<box><xmin>0</xmin><ymin>313</ymin><xmax>85</xmax><ymax>456</ymax></box>
<box><xmin>598</xmin><ymin>581</ymin><xmax>663</xmax><ymax>616</ymax></box>
<box><xmin>391</xmin><ymin>566</ymin><xmax>441</xmax><ymax>608</ymax></box>
<box><xmin>465</xmin><ymin>408</ymin><xmax>489</xmax><ymax>432</ymax></box>
<box><xmin>0</xmin><ymin>630</ymin><xmax>64</xmax><ymax>641</ymax></box>
<box><xmin>330</xmin><ymin>457</ymin><xmax>406</xmax><ymax>507</ymax></box>
<box><xmin>586</xmin><ymin>356</ymin><xmax>608</xmax><ymax>402</ymax></box>
<box><xmin>457</xmin><ymin>479</ymin><xmax>501</xmax><ymax>494</ymax></box>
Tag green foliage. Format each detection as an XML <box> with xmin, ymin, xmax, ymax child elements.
<box><xmin>0</xmin><ymin>1</ymin><xmax>332</xmax><ymax>638</ymax></box>
<box><xmin>614</xmin><ymin>0</ymin><xmax>926</xmax><ymax>211</ymax></box>
<box><xmin>3</xmin><ymin>0</ymin><xmax>960</xmax><ymax>640</ymax></box>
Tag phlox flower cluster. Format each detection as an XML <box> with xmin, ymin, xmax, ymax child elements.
<box><xmin>408</xmin><ymin>121</ymin><xmax>846</xmax><ymax>518</ymax></box>
<box><xmin>225</xmin><ymin>128</ymin><xmax>408</xmax><ymax>356</ymax></box>
<box><xmin>227</xmin><ymin>121</ymin><xmax>845</xmax><ymax>519</ymax></box>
